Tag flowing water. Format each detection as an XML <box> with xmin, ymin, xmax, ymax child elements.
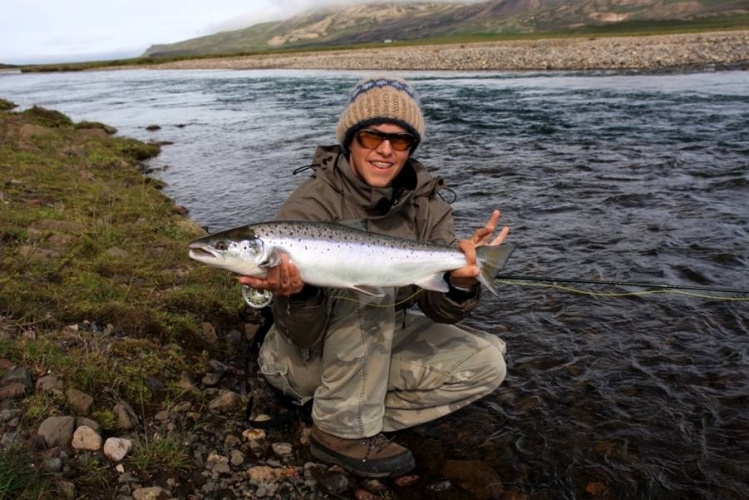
<box><xmin>1</xmin><ymin>69</ymin><xmax>748</xmax><ymax>499</ymax></box>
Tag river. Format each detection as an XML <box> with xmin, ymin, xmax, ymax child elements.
<box><xmin>1</xmin><ymin>68</ymin><xmax>747</xmax><ymax>499</ymax></box>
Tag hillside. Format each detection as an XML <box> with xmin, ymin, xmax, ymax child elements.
<box><xmin>142</xmin><ymin>0</ymin><xmax>749</xmax><ymax>58</ymax></box>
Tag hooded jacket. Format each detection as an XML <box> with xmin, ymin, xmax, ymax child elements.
<box><xmin>271</xmin><ymin>145</ymin><xmax>481</xmax><ymax>348</ymax></box>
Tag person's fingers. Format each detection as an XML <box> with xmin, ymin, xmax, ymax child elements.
<box><xmin>472</xmin><ymin>210</ymin><xmax>500</xmax><ymax>245</ymax></box>
<box><xmin>490</xmin><ymin>225</ymin><xmax>510</xmax><ymax>246</ymax></box>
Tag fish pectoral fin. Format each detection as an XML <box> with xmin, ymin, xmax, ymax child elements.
<box><xmin>350</xmin><ymin>285</ymin><xmax>386</xmax><ymax>297</ymax></box>
<box><xmin>259</xmin><ymin>248</ymin><xmax>284</xmax><ymax>269</ymax></box>
<box><xmin>415</xmin><ymin>273</ymin><xmax>450</xmax><ymax>293</ymax></box>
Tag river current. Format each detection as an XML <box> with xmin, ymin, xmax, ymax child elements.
<box><xmin>1</xmin><ymin>69</ymin><xmax>747</xmax><ymax>499</ymax></box>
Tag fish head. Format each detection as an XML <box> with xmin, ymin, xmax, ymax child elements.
<box><xmin>188</xmin><ymin>227</ymin><xmax>271</xmax><ymax>277</ymax></box>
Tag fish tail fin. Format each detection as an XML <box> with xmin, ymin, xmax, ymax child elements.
<box><xmin>476</xmin><ymin>244</ymin><xmax>516</xmax><ymax>297</ymax></box>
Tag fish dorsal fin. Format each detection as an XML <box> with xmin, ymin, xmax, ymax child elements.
<box><xmin>415</xmin><ymin>273</ymin><xmax>450</xmax><ymax>293</ymax></box>
<box><xmin>350</xmin><ymin>285</ymin><xmax>386</xmax><ymax>297</ymax></box>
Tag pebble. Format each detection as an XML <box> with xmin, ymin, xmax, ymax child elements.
<box><xmin>142</xmin><ymin>31</ymin><xmax>749</xmax><ymax>72</ymax></box>
<box><xmin>71</xmin><ymin>425</ymin><xmax>102</xmax><ymax>451</ymax></box>
<box><xmin>104</xmin><ymin>437</ymin><xmax>133</xmax><ymax>461</ymax></box>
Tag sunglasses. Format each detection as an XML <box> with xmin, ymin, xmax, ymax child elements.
<box><xmin>355</xmin><ymin>129</ymin><xmax>416</xmax><ymax>152</ymax></box>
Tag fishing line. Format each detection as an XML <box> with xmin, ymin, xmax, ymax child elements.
<box><xmin>242</xmin><ymin>277</ymin><xmax>748</xmax><ymax>309</ymax></box>
<box><xmin>496</xmin><ymin>275</ymin><xmax>749</xmax><ymax>301</ymax></box>
<box><xmin>330</xmin><ymin>289</ymin><xmax>425</xmax><ymax>308</ymax></box>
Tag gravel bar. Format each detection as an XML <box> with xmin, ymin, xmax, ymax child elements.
<box><xmin>147</xmin><ymin>30</ymin><xmax>749</xmax><ymax>72</ymax></box>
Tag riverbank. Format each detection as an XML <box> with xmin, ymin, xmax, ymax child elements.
<box><xmin>0</xmin><ymin>100</ymin><xmax>519</xmax><ymax>499</ymax></box>
<box><xmin>146</xmin><ymin>30</ymin><xmax>749</xmax><ymax>72</ymax></box>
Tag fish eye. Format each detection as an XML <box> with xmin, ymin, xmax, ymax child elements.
<box><xmin>215</xmin><ymin>240</ymin><xmax>229</xmax><ymax>251</ymax></box>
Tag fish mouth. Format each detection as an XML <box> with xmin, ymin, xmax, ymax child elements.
<box><xmin>188</xmin><ymin>243</ymin><xmax>220</xmax><ymax>261</ymax></box>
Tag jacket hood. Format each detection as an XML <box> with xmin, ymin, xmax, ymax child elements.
<box><xmin>306</xmin><ymin>145</ymin><xmax>446</xmax><ymax>219</ymax></box>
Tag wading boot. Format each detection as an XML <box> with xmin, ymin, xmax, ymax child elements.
<box><xmin>310</xmin><ymin>424</ymin><xmax>415</xmax><ymax>478</ymax></box>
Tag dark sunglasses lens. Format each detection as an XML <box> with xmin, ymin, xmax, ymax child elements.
<box><xmin>357</xmin><ymin>131</ymin><xmax>383</xmax><ymax>149</ymax></box>
<box><xmin>389</xmin><ymin>136</ymin><xmax>414</xmax><ymax>151</ymax></box>
<box><xmin>356</xmin><ymin>130</ymin><xmax>414</xmax><ymax>151</ymax></box>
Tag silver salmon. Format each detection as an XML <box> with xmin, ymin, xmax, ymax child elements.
<box><xmin>188</xmin><ymin>220</ymin><xmax>514</xmax><ymax>297</ymax></box>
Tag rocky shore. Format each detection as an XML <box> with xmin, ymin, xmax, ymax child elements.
<box><xmin>2</xmin><ymin>324</ymin><xmax>511</xmax><ymax>499</ymax></box>
<box><xmin>148</xmin><ymin>30</ymin><xmax>749</xmax><ymax>72</ymax></box>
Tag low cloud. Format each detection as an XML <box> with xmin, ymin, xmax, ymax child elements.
<box><xmin>212</xmin><ymin>0</ymin><xmax>483</xmax><ymax>33</ymax></box>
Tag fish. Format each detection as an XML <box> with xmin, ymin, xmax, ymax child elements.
<box><xmin>188</xmin><ymin>220</ymin><xmax>515</xmax><ymax>297</ymax></box>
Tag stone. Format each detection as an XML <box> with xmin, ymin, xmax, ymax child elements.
<box><xmin>0</xmin><ymin>382</ymin><xmax>28</xmax><ymax>400</ymax></box>
<box><xmin>113</xmin><ymin>402</ymin><xmax>138</xmax><ymax>431</ymax></box>
<box><xmin>207</xmin><ymin>390</ymin><xmax>242</xmax><ymax>412</ymax></box>
<box><xmin>36</xmin><ymin>375</ymin><xmax>64</xmax><ymax>394</ymax></box>
<box><xmin>272</xmin><ymin>442</ymin><xmax>294</xmax><ymax>458</ymax></box>
<box><xmin>246</xmin><ymin>465</ymin><xmax>298</xmax><ymax>485</ymax></box>
<box><xmin>66</xmin><ymin>388</ymin><xmax>94</xmax><ymax>415</ymax></box>
<box><xmin>72</xmin><ymin>425</ymin><xmax>102</xmax><ymax>451</ymax></box>
<box><xmin>230</xmin><ymin>449</ymin><xmax>245</xmax><ymax>466</ymax></box>
<box><xmin>132</xmin><ymin>486</ymin><xmax>172</xmax><ymax>500</ymax></box>
<box><xmin>104</xmin><ymin>437</ymin><xmax>133</xmax><ymax>462</ymax></box>
<box><xmin>57</xmin><ymin>481</ymin><xmax>77</xmax><ymax>499</ymax></box>
<box><xmin>76</xmin><ymin>417</ymin><xmax>101</xmax><ymax>433</ymax></box>
<box><xmin>242</xmin><ymin>428</ymin><xmax>267</xmax><ymax>456</ymax></box>
<box><xmin>38</xmin><ymin>416</ymin><xmax>75</xmax><ymax>448</ymax></box>
<box><xmin>1</xmin><ymin>365</ymin><xmax>33</xmax><ymax>391</ymax></box>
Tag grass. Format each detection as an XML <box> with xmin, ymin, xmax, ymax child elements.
<box><xmin>0</xmin><ymin>446</ymin><xmax>50</xmax><ymax>500</ymax></box>
<box><xmin>0</xmin><ymin>98</ymin><xmax>258</xmax><ymax>496</ymax></box>
<box><xmin>129</xmin><ymin>428</ymin><xmax>193</xmax><ymax>472</ymax></box>
<box><xmin>0</xmin><ymin>95</ymin><xmax>239</xmax><ymax>405</ymax></box>
<box><xmin>0</xmin><ymin>99</ymin><xmax>244</xmax><ymax>341</ymax></box>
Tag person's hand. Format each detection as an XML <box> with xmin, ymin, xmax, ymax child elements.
<box><xmin>449</xmin><ymin>210</ymin><xmax>510</xmax><ymax>289</ymax></box>
<box><xmin>237</xmin><ymin>253</ymin><xmax>305</xmax><ymax>296</ymax></box>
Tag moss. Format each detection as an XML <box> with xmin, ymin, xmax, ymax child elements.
<box><xmin>75</xmin><ymin>120</ymin><xmax>117</xmax><ymax>134</ymax></box>
<box><xmin>90</xmin><ymin>409</ymin><xmax>118</xmax><ymax>431</ymax></box>
<box><xmin>113</xmin><ymin>137</ymin><xmax>161</xmax><ymax>161</ymax></box>
<box><xmin>21</xmin><ymin>105</ymin><xmax>74</xmax><ymax>128</ymax></box>
<box><xmin>0</xmin><ymin>98</ymin><xmax>18</xmax><ymax>111</ymax></box>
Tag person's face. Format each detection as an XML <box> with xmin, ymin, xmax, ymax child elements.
<box><xmin>348</xmin><ymin>123</ymin><xmax>414</xmax><ymax>188</ymax></box>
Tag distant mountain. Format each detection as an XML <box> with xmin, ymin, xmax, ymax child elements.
<box><xmin>143</xmin><ymin>0</ymin><xmax>749</xmax><ymax>58</ymax></box>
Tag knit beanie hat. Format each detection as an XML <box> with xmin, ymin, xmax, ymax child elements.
<box><xmin>336</xmin><ymin>75</ymin><xmax>425</xmax><ymax>152</ymax></box>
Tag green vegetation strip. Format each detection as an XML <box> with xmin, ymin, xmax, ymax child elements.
<box><xmin>0</xmin><ymin>99</ymin><xmax>245</xmax><ymax>338</ymax></box>
<box><xmin>0</xmin><ymin>97</ymin><xmax>254</xmax><ymax>497</ymax></box>
<box><xmin>0</xmin><ymin>97</ymin><xmax>249</xmax><ymax>409</ymax></box>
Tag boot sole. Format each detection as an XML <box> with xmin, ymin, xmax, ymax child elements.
<box><xmin>310</xmin><ymin>439</ymin><xmax>415</xmax><ymax>478</ymax></box>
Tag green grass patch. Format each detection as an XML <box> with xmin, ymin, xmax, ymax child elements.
<box><xmin>0</xmin><ymin>106</ymin><xmax>246</xmax><ymax>339</ymax></box>
<box><xmin>0</xmin><ymin>100</ymin><xmax>252</xmax><ymax>414</ymax></box>
<box><xmin>0</xmin><ymin>446</ymin><xmax>51</xmax><ymax>500</ymax></box>
<box><xmin>129</xmin><ymin>428</ymin><xmax>193</xmax><ymax>472</ymax></box>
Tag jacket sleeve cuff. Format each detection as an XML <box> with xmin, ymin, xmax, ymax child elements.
<box><xmin>444</xmin><ymin>273</ymin><xmax>480</xmax><ymax>301</ymax></box>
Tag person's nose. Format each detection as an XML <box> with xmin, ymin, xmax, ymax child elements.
<box><xmin>375</xmin><ymin>139</ymin><xmax>394</xmax><ymax>155</ymax></box>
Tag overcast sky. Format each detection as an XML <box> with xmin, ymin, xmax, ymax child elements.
<box><xmin>1</xmin><ymin>0</ymin><xmax>480</xmax><ymax>65</ymax></box>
